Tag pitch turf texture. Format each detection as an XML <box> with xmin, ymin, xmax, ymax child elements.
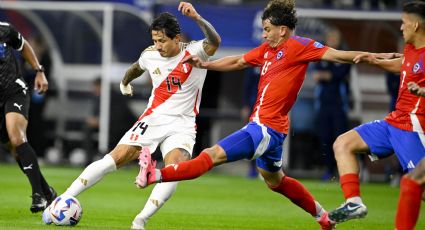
<box><xmin>0</xmin><ymin>164</ymin><xmax>424</xmax><ymax>230</ymax></box>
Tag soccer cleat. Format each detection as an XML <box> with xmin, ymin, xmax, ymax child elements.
<box><xmin>131</xmin><ymin>216</ymin><xmax>146</xmax><ymax>230</ymax></box>
<box><xmin>30</xmin><ymin>193</ymin><xmax>47</xmax><ymax>213</ymax></box>
<box><xmin>135</xmin><ymin>147</ymin><xmax>157</xmax><ymax>189</ymax></box>
<box><xmin>329</xmin><ymin>202</ymin><xmax>368</xmax><ymax>223</ymax></box>
<box><xmin>317</xmin><ymin>211</ymin><xmax>336</xmax><ymax>230</ymax></box>
<box><xmin>42</xmin><ymin>205</ymin><xmax>52</xmax><ymax>224</ymax></box>
<box><xmin>46</xmin><ymin>186</ymin><xmax>57</xmax><ymax>206</ymax></box>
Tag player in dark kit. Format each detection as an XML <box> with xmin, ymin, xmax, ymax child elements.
<box><xmin>0</xmin><ymin>21</ymin><xmax>56</xmax><ymax>213</ymax></box>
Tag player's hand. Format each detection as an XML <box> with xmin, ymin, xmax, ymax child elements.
<box><xmin>353</xmin><ymin>52</ymin><xmax>378</xmax><ymax>64</ymax></box>
<box><xmin>178</xmin><ymin>2</ymin><xmax>201</xmax><ymax>20</ymax></box>
<box><xmin>408</xmin><ymin>82</ymin><xmax>425</xmax><ymax>97</ymax></box>
<box><xmin>373</xmin><ymin>52</ymin><xmax>403</xmax><ymax>60</ymax></box>
<box><xmin>34</xmin><ymin>72</ymin><xmax>48</xmax><ymax>94</ymax></box>
<box><xmin>120</xmin><ymin>82</ymin><xmax>133</xmax><ymax>97</ymax></box>
<box><xmin>182</xmin><ymin>55</ymin><xmax>206</xmax><ymax>68</ymax></box>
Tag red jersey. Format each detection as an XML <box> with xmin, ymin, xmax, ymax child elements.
<box><xmin>385</xmin><ymin>44</ymin><xmax>425</xmax><ymax>133</ymax></box>
<box><xmin>243</xmin><ymin>36</ymin><xmax>329</xmax><ymax>133</ymax></box>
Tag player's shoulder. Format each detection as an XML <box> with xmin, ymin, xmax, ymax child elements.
<box><xmin>140</xmin><ymin>45</ymin><xmax>157</xmax><ymax>57</ymax></box>
<box><xmin>289</xmin><ymin>36</ymin><xmax>314</xmax><ymax>46</ymax></box>
<box><xmin>182</xmin><ymin>40</ymin><xmax>202</xmax><ymax>50</ymax></box>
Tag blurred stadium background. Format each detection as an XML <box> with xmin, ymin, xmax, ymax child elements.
<box><xmin>0</xmin><ymin>0</ymin><xmax>407</xmax><ymax>183</ymax></box>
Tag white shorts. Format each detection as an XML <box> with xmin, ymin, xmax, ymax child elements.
<box><xmin>118</xmin><ymin>115</ymin><xmax>196</xmax><ymax>158</ymax></box>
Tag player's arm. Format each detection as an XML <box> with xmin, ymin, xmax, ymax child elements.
<box><xmin>183</xmin><ymin>55</ymin><xmax>250</xmax><ymax>71</ymax></box>
<box><xmin>321</xmin><ymin>48</ymin><xmax>367</xmax><ymax>64</ymax></box>
<box><xmin>120</xmin><ymin>62</ymin><xmax>144</xmax><ymax>97</ymax></box>
<box><xmin>178</xmin><ymin>2</ymin><xmax>221</xmax><ymax>56</ymax></box>
<box><xmin>21</xmin><ymin>40</ymin><xmax>48</xmax><ymax>94</ymax></box>
<box><xmin>353</xmin><ymin>52</ymin><xmax>402</xmax><ymax>73</ymax></box>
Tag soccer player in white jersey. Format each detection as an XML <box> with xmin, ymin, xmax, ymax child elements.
<box><xmin>44</xmin><ymin>2</ymin><xmax>221</xmax><ymax>229</ymax></box>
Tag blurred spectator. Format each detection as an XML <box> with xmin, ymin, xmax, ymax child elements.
<box><xmin>323</xmin><ymin>0</ymin><xmax>398</xmax><ymax>10</ymax></box>
<box><xmin>82</xmin><ymin>77</ymin><xmax>136</xmax><ymax>164</ymax></box>
<box><xmin>312</xmin><ymin>28</ymin><xmax>351</xmax><ymax>181</ymax></box>
<box><xmin>23</xmin><ymin>35</ymin><xmax>53</xmax><ymax>157</ymax></box>
<box><xmin>241</xmin><ymin>67</ymin><xmax>260</xmax><ymax>178</ymax></box>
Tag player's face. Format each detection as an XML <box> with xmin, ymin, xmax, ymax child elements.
<box><xmin>400</xmin><ymin>13</ymin><xmax>419</xmax><ymax>44</ymax></box>
<box><xmin>151</xmin><ymin>30</ymin><xmax>181</xmax><ymax>57</ymax></box>
<box><xmin>262</xmin><ymin>19</ymin><xmax>286</xmax><ymax>48</ymax></box>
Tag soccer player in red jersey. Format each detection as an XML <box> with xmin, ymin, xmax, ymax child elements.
<box><xmin>136</xmin><ymin>1</ymin><xmax>371</xmax><ymax>229</ymax></box>
<box><xmin>327</xmin><ymin>1</ymin><xmax>425</xmax><ymax>228</ymax></box>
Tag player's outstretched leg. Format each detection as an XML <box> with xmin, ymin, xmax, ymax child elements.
<box><xmin>135</xmin><ymin>147</ymin><xmax>158</xmax><ymax>188</ymax></box>
<box><xmin>266</xmin><ymin>173</ymin><xmax>335</xmax><ymax>230</ymax></box>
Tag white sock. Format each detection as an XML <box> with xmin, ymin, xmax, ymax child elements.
<box><xmin>314</xmin><ymin>201</ymin><xmax>325</xmax><ymax>219</ymax></box>
<box><xmin>347</xmin><ymin>196</ymin><xmax>363</xmax><ymax>204</ymax></box>
<box><xmin>64</xmin><ymin>154</ymin><xmax>116</xmax><ymax>197</ymax></box>
<box><xmin>135</xmin><ymin>182</ymin><xmax>178</xmax><ymax>222</ymax></box>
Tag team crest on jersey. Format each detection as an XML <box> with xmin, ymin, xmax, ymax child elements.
<box><xmin>313</xmin><ymin>41</ymin><xmax>324</xmax><ymax>48</ymax></box>
<box><xmin>413</xmin><ymin>62</ymin><xmax>421</xmax><ymax>73</ymax></box>
<box><xmin>276</xmin><ymin>50</ymin><xmax>284</xmax><ymax>60</ymax></box>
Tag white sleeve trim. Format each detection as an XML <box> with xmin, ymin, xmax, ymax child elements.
<box><xmin>17</xmin><ymin>37</ymin><xmax>25</xmax><ymax>51</ymax></box>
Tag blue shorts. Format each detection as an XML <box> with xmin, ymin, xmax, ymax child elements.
<box><xmin>217</xmin><ymin>122</ymin><xmax>286</xmax><ymax>172</ymax></box>
<box><xmin>355</xmin><ymin>120</ymin><xmax>425</xmax><ymax>172</ymax></box>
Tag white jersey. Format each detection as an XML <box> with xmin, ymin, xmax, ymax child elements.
<box><xmin>138</xmin><ymin>40</ymin><xmax>209</xmax><ymax>126</ymax></box>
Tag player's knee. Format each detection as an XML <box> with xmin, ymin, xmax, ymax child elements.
<box><xmin>203</xmin><ymin>145</ymin><xmax>226</xmax><ymax>165</ymax></box>
<box><xmin>333</xmin><ymin>135</ymin><xmax>349</xmax><ymax>159</ymax></box>
<box><xmin>8</xmin><ymin>135</ymin><xmax>25</xmax><ymax>147</ymax></box>
<box><xmin>407</xmin><ymin>160</ymin><xmax>425</xmax><ymax>183</ymax></box>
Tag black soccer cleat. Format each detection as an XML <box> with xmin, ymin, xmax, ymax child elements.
<box><xmin>46</xmin><ymin>186</ymin><xmax>57</xmax><ymax>206</ymax></box>
<box><xmin>30</xmin><ymin>193</ymin><xmax>47</xmax><ymax>213</ymax></box>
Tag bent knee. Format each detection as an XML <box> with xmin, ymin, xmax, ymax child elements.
<box><xmin>202</xmin><ymin>145</ymin><xmax>227</xmax><ymax>165</ymax></box>
<box><xmin>9</xmin><ymin>136</ymin><xmax>26</xmax><ymax>147</ymax></box>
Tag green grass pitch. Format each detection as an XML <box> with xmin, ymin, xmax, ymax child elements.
<box><xmin>0</xmin><ymin>163</ymin><xmax>424</xmax><ymax>229</ymax></box>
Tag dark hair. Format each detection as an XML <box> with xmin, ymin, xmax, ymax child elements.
<box><xmin>403</xmin><ymin>1</ymin><xmax>425</xmax><ymax>21</ymax></box>
<box><xmin>262</xmin><ymin>0</ymin><xmax>297</xmax><ymax>30</ymax></box>
<box><xmin>149</xmin><ymin>12</ymin><xmax>181</xmax><ymax>39</ymax></box>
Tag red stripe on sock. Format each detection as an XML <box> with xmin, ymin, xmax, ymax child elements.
<box><xmin>340</xmin><ymin>173</ymin><xmax>360</xmax><ymax>199</ymax></box>
<box><xmin>161</xmin><ymin>152</ymin><xmax>213</xmax><ymax>182</ymax></box>
<box><xmin>269</xmin><ymin>176</ymin><xmax>317</xmax><ymax>216</ymax></box>
<box><xmin>395</xmin><ymin>176</ymin><xmax>423</xmax><ymax>230</ymax></box>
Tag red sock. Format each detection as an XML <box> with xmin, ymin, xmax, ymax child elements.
<box><xmin>269</xmin><ymin>176</ymin><xmax>317</xmax><ymax>216</ymax></box>
<box><xmin>160</xmin><ymin>152</ymin><xmax>213</xmax><ymax>182</ymax></box>
<box><xmin>340</xmin><ymin>173</ymin><xmax>360</xmax><ymax>199</ymax></box>
<box><xmin>395</xmin><ymin>176</ymin><xmax>423</xmax><ymax>230</ymax></box>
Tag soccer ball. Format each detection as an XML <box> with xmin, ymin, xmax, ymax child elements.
<box><xmin>44</xmin><ymin>195</ymin><xmax>83</xmax><ymax>226</ymax></box>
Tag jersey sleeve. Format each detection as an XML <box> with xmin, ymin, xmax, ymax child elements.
<box><xmin>293</xmin><ymin>38</ymin><xmax>329</xmax><ymax>63</ymax></box>
<box><xmin>0</xmin><ymin>22</ymin><xmax>24</xmax><ymax>51</ymax></box>
<box><xmin>138</xmin><ymin>46</ymin><xmax>155</xmax><ymax>71</ymax></box>
<box><xmin>243</xmin><ymin>44</ymin><xmax>266</xmax><ymax>67</ymax></box>
<box><xmin>187</xmin><ymin>39</ymin><xmax>209</xmax><ymax>61</ymax></box>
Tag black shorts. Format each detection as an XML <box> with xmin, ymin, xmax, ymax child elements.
<box><xmin>0</xmin><ymin>90</ymin><xmax>30</xmax><ymax>143</ymax></box>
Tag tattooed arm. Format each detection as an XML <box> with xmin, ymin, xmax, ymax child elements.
<box><xmin>120</xmin><ymin>62</ymin><xmax>144</xmax><ymax>96</ymax></box>
<box><xmin>178</xmin><ymin>2</ymin><xmax>221</xmax><ymax>56</ymax></box>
